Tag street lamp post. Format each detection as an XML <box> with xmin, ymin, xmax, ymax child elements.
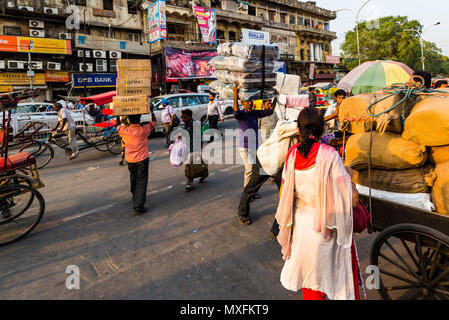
<box><xmin>27</xmin><ymin>40</ymin><xmax>34</xmax><ymax>102</ymax></box>
<box><xmin>82</xmin><ymin>8</ymin><xmax>88</xmax><ymax>97</ymax></box>
<box><xmin>403</xmin><ymin>22</ymin><xmax>440</xmax><ymax>70</ymax></box>
<box><xmin>335</xmin><ymin>0</ymin><xmax>371</xmax><ymax>66</ymax></box>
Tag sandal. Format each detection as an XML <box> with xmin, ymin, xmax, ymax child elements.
<box><xmin>184</xmin><ymin>186</ymin><xmax>196</xmax><ymax>192</ymax></box>
<box><xmin>238</xmin><ymin>216</ymin><xmax>252</xmax><ymax>226</ymax></box>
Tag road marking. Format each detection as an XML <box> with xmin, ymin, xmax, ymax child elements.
<box><xmin>62</xmin><ymin>203</ymin><xmax>116</xmax><ymax>223</ymax></box>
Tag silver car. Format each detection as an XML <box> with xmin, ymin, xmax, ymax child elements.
<box><xmin>142</xmin><ymin>93</ymin><xmax>210</xmax><ymax>133</ymax></box>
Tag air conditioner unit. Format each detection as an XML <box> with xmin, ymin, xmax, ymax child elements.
<box><xmin>59</xmin><ymin>33</ymin><xmax>72</xmax><ymax>40</ymax></box>
<box><xmin>19</xmin><ymin>5</ymin><xmax>34</xmax><ymax>11</ymax></box>
<box><xmin>109</xmin><ymin>51</ymin><xmax>121</xmax><ymax>59</ymax></box>
<box><xmin>25</xmin><ymin>61</ymin><xmax>43</xmax><ymax>70</ymax></box>
<box><xmin>93</xmin><ymin>50</ymin><xmax>106</xmax><ymax>58</ymax></box>
<box><xmin>47</xmin><ymin>62</ymin><xmax>61</xmax><ymax>70</ymax></box>
<box><xmin>44</xmin><ymin>7</ymin><xmax>58</xmax><ymax>15</ymax></box>
<box><xmin>7</xmin><ymin>1</ymin><xmax>15</xmax><ymax>8</ymax></box>
<box><xmin>96</xmin><ymin>59</ymin><xmax>107</xmax><ymax>72</ymax></box>
<box><xmin>79</xmin><ymin>63</ymin><xmax>93</xmax><ymax>72</ymax></box>
<box><xmin>8</xmin><ymin>60</ymin><xmax>24</xmax><ymax>69</ymax></box>
<box><xmin>77</xmin><ymin>50</ymin><xmax>91</xmax><ymax>58</ymax></box>
<box><xmin>30</xmin><ymin>29</ymin><xmax>45</xmax><ymax>37</ymax></box>
<box><xmin>0</xmin><ymin>61</ymin><xmax>5</xmax><ymax>69</ymax></box>
<box><xmin>29</xmin><ymin>20</ymin><xmax>44</xmax><ymax>28</ymax></box>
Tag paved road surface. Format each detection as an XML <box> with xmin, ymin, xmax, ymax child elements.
<box><xmin>0</xmin><ymin>120</ymin><xmax>380</xmax><ymax>300</ymax></box>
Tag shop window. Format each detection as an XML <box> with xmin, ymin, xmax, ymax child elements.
<box><xmin>304</xmin><ymin>19</ymin><xmax>310</xmax><ymax>27</ymax></box>
<box><xmin>103</xmin><ymin>0</ymin><xmax>113</xmax><ymax>10</ymax></box>
<box><xmin>248</xmin><ymin>5</ymin><xmax>256</xmax><ymax>16</ymax></box>
<box><xmin>268</xmin><ymin>11</ymin><xmax>275</xmax><ymax>21</ymax></box>
<box><xmin>3</xmin><ymin>26</ymin><xmax>21</xmax><ymax>36</ymax></box>
<box><xmin>289</xmin><ymin>15</ymin><xmax>295</xmax><ymax>25</ymax></box>
<box><xmin>229</xmin><ymin>31</ymin><xmax>236</xmax><ymax>41</ymax></box>
<box><xmin>297</xmin><ymin>16</ymin><xmax>303</xmax><ymax>25</ymax></box>
<box><xmin>127</xmin><ymin>1</ymin><xmax>137</xmax><ymax>14</ymax></box>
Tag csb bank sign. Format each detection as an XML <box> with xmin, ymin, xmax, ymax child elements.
<box><xmin>73</xmin><ymin>73</ymin><xmax>117</xmax><ymax>88</ymax></box>
<box><xmin>241</xmin><ymin>28</ymin><xmax>270</xmax><ymax>44</ymax></box>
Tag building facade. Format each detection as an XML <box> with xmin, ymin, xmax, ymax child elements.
<box><xmin>0</xmin><ymin>0</ymin><xmax>338</xmax><ymax>100</ymax></box>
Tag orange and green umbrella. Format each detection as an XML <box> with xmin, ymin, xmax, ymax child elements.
<box><xmin>338</xmin><ymin>60</ymin><xmax>414</xmax><ymax>95</ymax></box>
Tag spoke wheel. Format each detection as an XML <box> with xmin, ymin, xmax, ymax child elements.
<box><xmin>0</xmin><ymin>184</ymin><xmax>45</xmax><ymax>246</ymax></box>
<box><xmin>19</xmin><ymin>141</ymin><xmax>54</xmax><ymax>170</ymax></box>
<box><xmin>107</xmin><ymin>133</ymin><xmax>122</xmax><ymax>155</ymax></box>
<box><xmin>94</xmin><ymin>130</ymin><xmax>110</xmax><ymax>152</ymax></box>
<box><xmin>21</xmin><ymin>121</ymin><xmax>51</xmax><ymax>141</ymax></box>
<box><xmin>371</xmin><ymin>224</ymin><xmax>449</xmax><ymax>300</ymax></box>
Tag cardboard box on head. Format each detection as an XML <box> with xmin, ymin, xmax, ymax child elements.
<box><xmin>112</xmin><ymin>95</ymin><xmax>148</xmax><ymax>116</ymax></box>
<box><xmin>117</xmin><ymin>59</ymin><xmax>151</xmax><ymax>78</ymax></box>
<box><xmin>116</xmin><ymin>77</ymin><xmax>152</xmax><ymax>96</ymax></box>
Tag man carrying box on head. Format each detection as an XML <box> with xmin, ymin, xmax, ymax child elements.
<box><xmin>116</xmin><ymin>103</ymin><xmax>156</xmax><ymax>215</ymax></box>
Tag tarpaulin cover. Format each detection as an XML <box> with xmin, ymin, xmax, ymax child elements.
<box><xmin>80</xmin><ymin>91</ymin><xmax>116</xmax><ymax>106</ymax></box>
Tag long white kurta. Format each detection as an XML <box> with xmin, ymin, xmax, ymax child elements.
<box><xmin>280</xmin><ymin>166</ymin><xmax>355</xmax><ymax>300</ymax></box>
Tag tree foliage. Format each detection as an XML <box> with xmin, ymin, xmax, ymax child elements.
<box><xmin>341</xmin><ymin>16</ymin><xmax>449</xmax><ymax>76</ymax></box>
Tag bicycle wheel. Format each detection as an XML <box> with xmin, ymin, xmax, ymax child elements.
<box><xmin>25</xmin><ymin>121</ymin><xmax>51</xmax><ymax>140</ymax></box>
<box><xmin>20</xmin><ymin>141</ymin><xmax>54</xmax><ymax>170</ymax></box>
<box><xmin>107</xmin><ymin>133</ymin><xmax>122</xmax><ymax>155</ymax></box>
<box><xmin>94</xmin><ymin>129</ymin><xmax>110</xmax><ymax>152</ymax></box>
<box><xmin>0</xmin><ymin>184</ymin><xmax>45</xmax><ymax>246</ymax></box>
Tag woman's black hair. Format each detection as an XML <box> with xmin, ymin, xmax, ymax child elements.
<box><xmin>297</xmin><ymin>107</ymin><xmax>324</xmax><ymax>158</ymax></box>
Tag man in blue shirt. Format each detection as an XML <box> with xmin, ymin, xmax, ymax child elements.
<box><xmin>233</xmin><ymin>85</ymin><xmax>276</xmax><ymax>188</ymax></box>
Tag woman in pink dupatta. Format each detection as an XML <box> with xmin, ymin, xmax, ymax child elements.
<box><xmin>275</xmin><ymin>107</ymin><xmax>360</xmax><ymax>300</ymax></box>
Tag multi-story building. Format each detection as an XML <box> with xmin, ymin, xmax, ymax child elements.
<box><xmin>0</xmin><ymin>0</ymin><xmax>338</xmax><ymax>100</ymax></box>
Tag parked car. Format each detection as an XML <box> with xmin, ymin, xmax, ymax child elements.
<box><xmin>143</xmin><ymin>93</ymin><xmax>210</xmax><ymax>133</ymax></box>
<box><xmin>5</xmin><ymin>102</ymin><xmax>95</xmax><ymax>137</ymax></box>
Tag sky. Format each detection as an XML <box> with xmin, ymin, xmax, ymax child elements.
<box><xmin>316</xmin><ymin>0</ymin><xmax>449</xmax><ymax>57</ymax></box>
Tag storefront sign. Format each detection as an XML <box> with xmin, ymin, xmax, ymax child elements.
<box><xmin>148</xmin><ymin>0</ymin><xmax>167</xmax><ymax>43</ymax></box>
<box><xmin>73</xmin><ymin>73</ymin><xmax>117</xmax><ymax>88</ymax></box>
<box><xmin>193</xmin><ymin>6</ymin><xmax>216</xmax><ymax>44</ymax></box>
<box><xmin>45</xmin><ymin>71</ymin><xmax>70</xmax><ymax>82</ymax></box>
<box><xmin>326</xmin><ymin>55</ymin><xmax>341</xmax><ymax>64</ymax></box>
<box><xmin>0</xmin><ymin>73</ymin><xmax>45</xmax><ymax>85</ymax></box>
<box><xmin>0</xmin><ymin>86</ymin><xmax>13</xmax><ymax>92</ymax></box>
<box><xmin>241</xmin><ymin>28</ymin><xmax>269</xmax><ymax>44</ymax></box>
<box><xmin>165</xmin><ymin>47</ymin><xmax>217</xmax><ymax>79</ymax></box>
<box><xmin>0</xmin><ymin>36</ymin><xmax>71</xmax><ymax>55</ymax></box>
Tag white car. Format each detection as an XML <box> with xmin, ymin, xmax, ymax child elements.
<box><xmin>6</xmin><ymin>103</ymin><xmax>95</xmax><ymax>137</ymax></box>
<box><xmin>142</xmin><ymin>93</ymin><xmax>209</xmax><ymax>133</ymax></box>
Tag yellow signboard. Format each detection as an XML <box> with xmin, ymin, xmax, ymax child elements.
<box><xmin>0</xmin><ymin>73</ymin><xmax>46</xmax><ymax>86</ymax></box>
<box><xmin>0</xmin><ymin>86</ymin><xmax>13</xmax><ymax>92</ymax></box>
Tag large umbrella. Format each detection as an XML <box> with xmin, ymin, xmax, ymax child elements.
<box><xmin>338</xmin><ymin>60</ymin><xmax>414</xmax><ymax>95</ymax></box>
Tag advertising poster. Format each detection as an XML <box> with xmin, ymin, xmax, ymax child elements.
<box><xmin>165</xmin><ymin>47</ymin><xmax>217</xmax><ymax>79</ymax></box>
<box><xmin>192</xmin><ymin>6</ymin><xmax>216</xmax><ymax>44</ymax></box>
<box><xmin>148</xmin><ymin>0</ymin><xmax>167</xmax><ymax>43</ymax></box>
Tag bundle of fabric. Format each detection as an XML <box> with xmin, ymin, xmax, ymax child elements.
<box><xmin>338</xmin><ymin>92</ymin><xmax>419</xmax><ymax>135</ymax></box>
<box><xmin>209</xmin><ymin>42</ymin><xmax>281</xmax><ymax>101</ymax></box>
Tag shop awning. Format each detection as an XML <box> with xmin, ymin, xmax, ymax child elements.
<box><xmin>80</xmin><ymin>91</ymin><xmax>116</xmax><ymax>106</ymax></box>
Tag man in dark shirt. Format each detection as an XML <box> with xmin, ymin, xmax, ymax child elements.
<box><xmin>233</xmin><ymin>86</ymin><xmax>276</xmax><ymax>189</ymax></box>
<box><xmin>182</xmin><ymin>109</ymin><xmax>208</xmax><ymax>192</ymax></box>
<box><xmin>309</xmin><ymin>87</ymin><xmax>317</xmax><ymax>108</ymax></box>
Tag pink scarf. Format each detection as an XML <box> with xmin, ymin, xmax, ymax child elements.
<box><xmin>275</xmin><ymin>144</ymin><xmax>353</xmax><ymax>261</ymax></box>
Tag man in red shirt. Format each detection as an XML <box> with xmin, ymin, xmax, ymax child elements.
<box><xmin>116</xmin><ymin>106</ymin><xmax>156</xmax><ymax>214</ymax></box>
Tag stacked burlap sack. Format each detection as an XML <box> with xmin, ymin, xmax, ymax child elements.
<box><xmin>342</xmin><ymin>91</ymin><xmax>449</xmax><ymax>214</ymax></box>
<box><xmin>209</xmin><ymin>42</ymin><xmax>281</xmax><ymax>101</ymax></box>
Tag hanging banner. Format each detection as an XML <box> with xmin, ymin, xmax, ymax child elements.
<box><xmin>192</xmin><ymin>6</ymin><xmax>216</xmax><ymax>44</ymax></box>
<box><xmin>165</xmin><ymin>47</ymin><xmax>217</xmax><ymax>79</ymax></box>
<box><xmin>148</xmin><ymin>0</ymin><xmax>167</xmax><ymax>43</ymax></box>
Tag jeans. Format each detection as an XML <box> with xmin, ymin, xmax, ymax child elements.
<box><xmin>238</xmin><ymin>157</ymin><xmax>282</xmax><ymax>235</ymax></box>
<box><xmin>128</xmin><ymin>158</ymin><xmax>149</xmax><ymax>211</ymax></box>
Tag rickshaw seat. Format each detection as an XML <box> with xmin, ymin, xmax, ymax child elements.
<box><xmin>0</xmin><ymin>152</ymin><xmax>36</xmax><ymax>173</ymax></box>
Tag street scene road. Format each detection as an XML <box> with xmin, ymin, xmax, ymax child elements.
<box><xmin>0</xmin><ymin>119</ymin><xmax>380</xmax><ymax>300</ymax></box>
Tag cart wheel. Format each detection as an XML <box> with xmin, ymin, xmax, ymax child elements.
<box><xmin>94</xmin><ymin>130</ymin><xmax>110</xmax><ymax>152</ymax></box>
<box><xmin>107</xmin><ymin>134</ymin><xmax>122</xmax><ymax>155</ymax></box>
<box><xmin>20</xmin><ymin>141</ymin><xmax>54</xmax><ymax>170</ymax></box>
<box><xmin>370</xmin><ymin>224</ymin><xmax>449</xmax><ymax>300</ymax></box>
<box><xmin>0</xmin><ymin>184</ymin><xmax>45</xmax><ymax>246</ymax></box>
